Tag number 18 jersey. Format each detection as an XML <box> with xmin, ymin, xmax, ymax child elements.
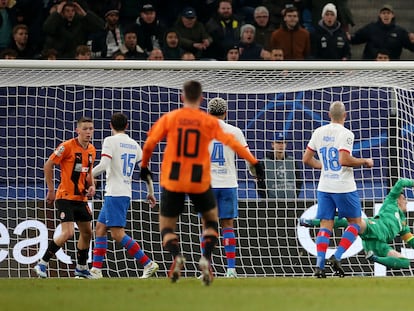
<box><xmin>100</xmin><ymin>133</ymin><xmax>142</xmax><ymax>197</ymax></box>
<box><xmin>307</xmin><ymin>123</ymin><xmax>356</xmax><ymax>193</ymax></box>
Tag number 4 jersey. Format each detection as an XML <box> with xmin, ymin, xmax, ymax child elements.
<box><xmin>98</xmin><ymin>133</ymin><xmax>142</xmax><ymax>197</ymax></box>
<box><xmin>209</xmin><ymin>119</ymin><xmax>249</xmax><ymax>188</ymax></box>
<box><xmin>307</xmin><ymin>122</ymin><xmax>356</xmax><ymax>193</ymax></box>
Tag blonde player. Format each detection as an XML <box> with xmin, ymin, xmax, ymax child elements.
<box><xmin>303</xmin><ymin>101</ymin><xmax>373</xmax><ymax>278</ymax></box>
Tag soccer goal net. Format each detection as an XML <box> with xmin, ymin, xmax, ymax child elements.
<box><xmin>1</xmin><ymin>60</ymin><xmax>414</xmax><ymax>278</ymax></box>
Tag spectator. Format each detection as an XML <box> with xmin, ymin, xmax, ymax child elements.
<box><xmin>375</xmin><ymin>49</ymin><xmax>390</xmax><ymax>61</ymax></box>
<box><xmin>261</xmin><ymin>0</ymin><xmax>285</xmax><ymax>29</ymax></box>
<box><xmin>0</xmin><ymin>0</ymin><xmax>16</xmax><ymax>50</ymax></box>
<box><xmin>40</xmin><ymin>47</ymin><xmax>58</xmax><ymax>60</ymax></box>
<box><xmin>252</xmin><ymin>6</ymin><xmax>274</xmax><ymax>51</ymax></box>
<box><xmin>162</xmin><ymin>29</ymin><xmax>184</xmax><ymax>60</ymax></box>
<box><xmin>226</xmin><ymin>45</ymin><xmax>239</xmax><ymax>61</ymax></box>
<box><xmin>308</xmin><ymin>0</ymin><xmax>355</xmax><ymax>33</ymax></box>
<box><xmin>181</xmin><ymin>51</ymin><xmax>195</xmax><ymax>60</ymax></box>
<box><xmin>118</xmin><ymin>28</ymin><xmax>147</xmax><ymax>59</ymax></box>
<box><xmin>173</xmin><ymin>7</ymin><xmax>212</xmax><ymax>59</ymax></box>
<box><xmin>238</xmin><ymin>24</ymin><xmax>266</xmax><ymax>60</ymax></box>
<box><xmin>118</xmin><ymin>0</ymin><xmax>140</xmax><ymax>27</ymax></box>
<box><xmin>0</xmin><ymin>47</ymin><xmax>17</xmax><ymax>59</ymax></box>
<box><xmin>270</xmin><ymin>47</ymin><xmax>284</xmax><ymax>60</ymax></box>
<box><xmin>147</xmin><ymin>48</ymin><xmax>164</xmax><ymax>60</ymax></box>
<box><xmin>75</xmin><ymin>44</ymin><xmax>91</xmax><ymax>59</ymax></box>
<box><xmin>111</xmin><ymin>50</ymin><xmax>125</xmax><ymax>60</ymax></box>
<box><xmin>311</xmin><ymin>3</ymin><xmax>350</xmax><ymax>60</ymax></box>
<box><xmin>205</xmin><ymin>0</ymin><xmax>241</xmax><ymax>60</ymax></box>
<box><xmin>9</xmin><ymin>24</ymin><xmax>37</xmax><ymax>59</ymax></box>
<box><xmin>269</xmin><ymin>6</ymin><xmax>310</xmax><ymax>60</ymax></box>
<box><xmin>132</xmin><ymin>3</ymin><xmax>165</xmax><ymax>54</ymax></box>
<box><xmin>13</xmin><ymin>0</ymin><xmax>45</xmax><ymax>54</ymax></box>
<box><xmin>43</xmin><ymin>1</ymin><xmax>104</xmax><ymax>59</ymax></box>
<box><xmin>257</xmin><ymin>132</ymin><xmax>302</xmax><ymax>199</ymax></box>
<box><xmin>350</xmin><ymin>5</ymin><xmax>414</xmax><ymax>60</ymax></box>
<box><xmin>89</xmin><ymin>6</ymin><xmax>123</xmax><ymax>59</ymax></box>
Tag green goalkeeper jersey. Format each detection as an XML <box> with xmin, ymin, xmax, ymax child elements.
<box><xmin>360</xmin><ymin>178</ymin><xmax>414</xmax><ymax>243</ymax></box>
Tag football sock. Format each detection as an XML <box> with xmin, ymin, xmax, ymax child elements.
<box><xmin>77</xmin><ymin>247</ymin><xmax>89</xmax><ymax>266</ymax></box>
<box><xmin>222</xmin><ymin>228</ymin><xmax>236</xmax><ymax>269</ymax></box>
<box><xmin>334</xmin><ymin>223</ymin><xmax>360</xmax><ymax>260</ymax></box>
<box><xmin>42</xmin><ymin>240</ymin><xmax>61</xmax><ymax>262</ymax></box>
<box><xmin>374</xmin><ymin>256</ymin><xmax>410</xmax><ymax>269</ymax></box>
<box><xmin>316</xmin><ymin>228</ymin><xmax>332</xmax><ymax>269</ymax></box>
<box><xmin>121</xmin><ymin>235</ymin><xmax>151</xmax><ymax>266</ymax></box>
<box><xmin>92</xmin><ymin>236</ymin><xmax>108</xmax><ymax>269</ymax></box>
<box><xmin>200</xmin><ymin>236</ymin><xmax>205</xmax><ymax>256</ymax></box>
<box><xmin>203</xmin><ymin>234</ymin><xmax>219</xmax><ymax>260</ymax></box>
<box><xmin>164</xmin><ymin>238</ymin><xmax>180</xmax><ymax>258</ymax></box>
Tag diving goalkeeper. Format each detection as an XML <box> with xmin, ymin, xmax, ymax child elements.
<box><xmin>300</xmin><ymin>178</ymin><xmax>414</xmax><ymax>269</ymax></box>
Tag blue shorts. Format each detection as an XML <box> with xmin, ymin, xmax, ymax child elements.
<box><xmin>97</xmin><ymin>196</ymin><xmax>130</xmax><ymax>227</ymax></box>
<box><xmin>212</xmin><ymin>188</ymin><xmax>238</xmax><ymax>219</ymax></box>
<box><xmin>316</xmin><ymin>190</ymin><xmax>361</xmax><ymax>220</ymax></box>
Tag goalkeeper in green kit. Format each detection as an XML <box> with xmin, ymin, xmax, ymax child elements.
<box><xmin>300</xmin><ymin>178</ymin><xmax>414</xmax><ymax>269</ymax></box>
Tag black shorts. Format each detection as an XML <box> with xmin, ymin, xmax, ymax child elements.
<box><xmin>160</xmin><ymin>188</ymin><xmax>217</xmax><ymax>217</ymax></box>
<box><xmin>55</xmin><ymin>199</ymin><xmax>92</xmax><ymax>223</ymax></box>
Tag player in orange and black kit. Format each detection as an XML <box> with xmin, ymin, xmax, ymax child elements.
<box><xmin>34</xmin><ymin>116</ymin><xmax>96</xmax><ymax>279</ymax></box>
<box><xmin>140</xmin><ymin>80</ymin><xmax>265</xmax><ymax>285</ymax></box>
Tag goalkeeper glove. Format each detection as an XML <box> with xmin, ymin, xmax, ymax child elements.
<box><xmin>251</xmin><ymin>161</ymin><xmax>265</xmax><ymax>182</ymax></box>
<box><xmin>140</xmin><ymin>167</ymin><xmax>153</xmax><ymax>183</ymax></box>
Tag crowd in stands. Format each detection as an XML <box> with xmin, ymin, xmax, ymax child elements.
<box><xmin>0</xmin><ymin>0</ymin><xmax>413</xmax><ymax>61</ymax></box>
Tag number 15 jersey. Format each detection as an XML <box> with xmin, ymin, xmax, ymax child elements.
<box><xmin>100</xmin><ymin>133</ymin><xmax>142</xmax><ymax>197</ymax></box>
<box><xmin>307</xmin><ymin>122</ymin><xmax>356</xmax><ymax>193</ymax></box>
<box><xmin>142</xmin><ymin>107</ymin><xmax>257</xmax><ymax>194</ymax></box>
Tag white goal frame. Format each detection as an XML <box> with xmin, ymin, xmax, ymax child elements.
<box><xmin>1</xmin><ymin>60</ymin><xmax>414</xmax><ymax>278</ymax></box>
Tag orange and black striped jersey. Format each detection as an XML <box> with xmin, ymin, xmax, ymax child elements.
<box><xmin>142</xmin><ymin>107</ymin><xmax>258</xmax><ymax>193</ymax></box>
<box><xmin>49</xmin><ymin>138</ymin><xmax>96</xmax><ymax>201</ymax></box>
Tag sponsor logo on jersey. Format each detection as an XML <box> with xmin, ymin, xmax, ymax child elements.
<box><xmin>54</xmin><ymin>145</ymin><xmax>65</xmax><ymax>156</ymax></box>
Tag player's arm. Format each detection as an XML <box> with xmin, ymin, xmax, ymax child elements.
<box><xmin>401</xmin><ymin>232</ymin><xmax>414</xmax><ymax>249</ymax></box>
<box><xmin>92</xmin><ymin>155</ymin><xmax>111</xmax><ymax>177</ymax></box>
<box><xmin>85</xmin><ymin>158</ymin><xmax>96</xmax><ymax>198</ymax></box>
<box><xmin>302</xmin><ymin>147</ymin><xmax>322</xmax><ymax>169</ymax></box>
<box><xmin>387</xmin><ymin>178</ymin><xmax>414</xmax><ymax>201</ymax></box>
<box><xmin>339</xmin><ymin>150</ymin><xmax>373</xmax><ymax>167</ymax></box>
<box><xmin>215</xmin><ymin>127</ymin><xmax>264</xmax><ymax>181</ymax></box>
<box><xmin>44</xmin><ymin>158</ymin><xmax>56</xmax><ymax>206</ymax></box>
<box><xmin>141</xmin><ymin>116</ymin><xmax>167</xmax><ymax>168</ymax></box>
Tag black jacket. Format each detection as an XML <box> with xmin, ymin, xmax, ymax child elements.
<box><xmin>351</xmin><ymin>18</ymin><xmax>414</xmax><ymax>60</ymax></box>
<box><xmin>312</xmin><ymin>20</ymin><xmax>350</xmax><ymax>60</ymax></box>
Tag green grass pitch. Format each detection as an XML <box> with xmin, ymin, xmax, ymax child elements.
<box><xmin>0</xmin><ymin>277</ymin><xmax>411</xmax><ymax>311</ymax></box>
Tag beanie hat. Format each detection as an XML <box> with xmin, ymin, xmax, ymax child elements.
<box><xmin>322</xmin><ymin>3</ymin><xmax>337</xmax><ymax>17</ymax></box>
<box><xmin>240</xmin><ymin>24</ymin><xmax>256</xmax><ymax>38</ymax></box>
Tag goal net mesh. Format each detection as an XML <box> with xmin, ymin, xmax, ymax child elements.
<box><xmin>1</xmin><ymin>61</ymin><xmax>414</xmax><ymax>278</ymax></box>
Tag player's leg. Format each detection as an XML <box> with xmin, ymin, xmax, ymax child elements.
<box><xmin>91</xmin><ymin>202</ymin><xmax>108</xmax><ymax>278</ymax></box>
<box><xmin>218</xmin><ymin>187</ymin><xmax>238</xmax><ymax>278</ymax></box>
<box><xmin>328</xmin><ymin>191</ymin><xmax>362</xmax><ymax>277</ymax></box>
<box><xmin>365</xmin><ymin>241</ymin><xmax>410</xmax><ymax>269</ymax></box>
<box><xmin>74</xmin><ymin>201</ymin><xmax>93</xmax><ymax>278</ymax></box>
<box><xmin>191</xmin><ymin>188</ymin><xmax>219</xmax><ymax>285</ymax></box>
<box><xmin>34</xmin><ymin>199</ymin><xmax>75</xmax><ymax>278</ymax></box>
<box><xmin>300</xmin><ymin>216</ymin><xmax>349</xmax><ymax>228</ymax></box>
<box><xmin>160</xmin><ymin>189</ymin><xmax>185</xmax><ymax>282</ymax></box>
<box><xmin>314</xmin><ymin>191</ymin><xmax>336</xmax><ymax>278</ymax></box>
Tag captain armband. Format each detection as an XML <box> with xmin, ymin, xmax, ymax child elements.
<box><xmin>402</xmin><ymin>233</ymin><xmax>414</xmax><ymax>248</ymax></box>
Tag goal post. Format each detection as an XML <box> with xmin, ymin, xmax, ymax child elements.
<box><xmin>1</xmin><ymin>60</ymin><xmax>414</xmax><ymax>278</ymax></box>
